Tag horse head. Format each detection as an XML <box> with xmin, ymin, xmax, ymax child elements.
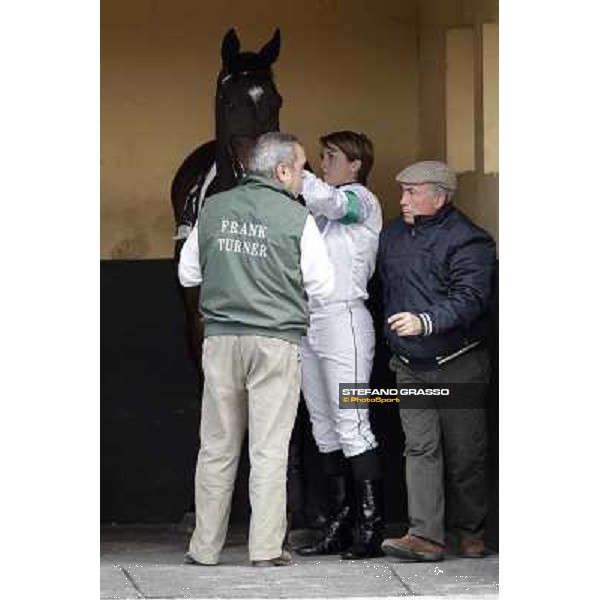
<box><xmin>214</xmin><ymin>29</ymin><xmax>283</xmax><ymax>185</ymax></box>
<box><xmin>171</xmin><ymin>29</ymin><xmax>285</xmax><ymax>237</ymax></box>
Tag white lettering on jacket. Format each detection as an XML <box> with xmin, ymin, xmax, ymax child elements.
<box><xmin>217</xmin><ymin>218</ymin><xmax>269</xmax><ymax>258</ymax></box>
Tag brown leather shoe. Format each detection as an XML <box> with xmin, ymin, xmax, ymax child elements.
<box><xmin>251</xmin><ymin>550</ymin><xmax>292</xmax><ymax>567</ymax></box>
<box><xmin>459</xmin><ymin>538</ymin><xmax>486</xmax><ymax>558</ymax></box>
<box><xmin>381</xmin><ymin>534</ymin><xmax>444</xmax><ymax>562</ymax></box>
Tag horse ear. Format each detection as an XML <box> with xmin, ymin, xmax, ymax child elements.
<box><xmin>258</xmin><ymin>29</ymin><xmax>281</xmax><ymax>67</ymax></box>
<box><xmin>221</xmin><ymin>28</ymin><xmax>241</xmax><ymax>67</ymax></box>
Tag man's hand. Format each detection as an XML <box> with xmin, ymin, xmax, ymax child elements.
<box><xmin>388</xmin><ymin>312</ymin><xmax>423</xmax><ymax>336</ymax></box>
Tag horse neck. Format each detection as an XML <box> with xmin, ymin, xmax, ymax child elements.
<box><xmin>214</xmin><ymin>140</ymin><xmax>239</xmax><ymax>192</ymax></box>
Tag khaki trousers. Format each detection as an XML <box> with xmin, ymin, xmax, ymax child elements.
<box><xmin>188</xmin><ymin>335</ymin><xmax>301</xmax><ymax>563</ymax></box>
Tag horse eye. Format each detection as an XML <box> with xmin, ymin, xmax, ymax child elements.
<box><xmin>220</xmin><ymin>96</ymin><xmax>234</xmax><ymax>110</ymax></box>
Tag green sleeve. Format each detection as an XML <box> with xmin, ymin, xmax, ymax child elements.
<box><xmin>338</xmin><ymin>190</ymin><xmax>361</xmax><ymax>224</ymax></box>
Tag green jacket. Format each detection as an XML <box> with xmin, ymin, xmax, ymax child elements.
<box><xmin>198</xmin><ymin>175</ymin><xmax>310</xmax><ymax>343</ymax></box>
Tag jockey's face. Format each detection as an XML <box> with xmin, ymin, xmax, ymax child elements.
<box><xmin>320</xmin><ymin>144</ymin><xmax>361</xmax><ymax>187</ymax></box>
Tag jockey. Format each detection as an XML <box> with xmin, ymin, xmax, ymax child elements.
<box><xmin>296</xmin><ymin>131</ymin><xmax>385</xmax><ymax>559</ymax></box>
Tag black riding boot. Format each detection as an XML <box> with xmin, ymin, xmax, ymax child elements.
<box><xmin>342</xmin><ymin>450</ymin><xmax>385</xmax><ymax>559</ymax></box>
<box><xmin>297</xmin><ymin>451</ymin><xmax>353</xmax><ymax>556</ymax></box>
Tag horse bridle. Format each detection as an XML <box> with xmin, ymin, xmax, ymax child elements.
<box><xmin>219</xmin><ymin>69</ymin><xmax>276</xmax><ymax>182</ymax></box>
<box><xmin>219</xmin><ymin>69</ymin><xmax>271</xmax><ymax>84</ymax></box>
<box><xmin>229</xmin><ymin>147</ymin><xmax>247</xmax><ymax>181</ymax></box>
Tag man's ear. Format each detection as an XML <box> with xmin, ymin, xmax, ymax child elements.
<box><xmin>350</xmin><ymin>159</ymin><xmax>362</xmax><ymax>176</ymax></box>
<box><xmin>275</xmin><ymin>163</ymin><xmax>288</xmax><ymax>184</ymax></box>
<box><xmin>433</xmin><ymin>191</ymin><xmax>447</xmax><ymax>210</ymax></box>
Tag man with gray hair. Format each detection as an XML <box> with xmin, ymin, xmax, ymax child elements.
<box><xmin>178</xmin><ymin>132</ymin><xmax>334</xmax><ymax>567</ymax></box>
<box><xmin>248</xmin><ymin>132</ymin><xmax>299</xmax><ymax>179</ymax></box>
<box><xmin>377</xmin><ymin>161</ymin><xmax>496</xmax><ymax>562</ymax></box>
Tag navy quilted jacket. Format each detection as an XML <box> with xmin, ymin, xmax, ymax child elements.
<box><xmin>378</xmin><ymin>204</ymin><xmax>496</xmax><ymax>362</ymax></box>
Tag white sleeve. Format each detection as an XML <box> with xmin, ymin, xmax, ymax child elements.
<box><xmin>300</xmin><ymin>215</ymin><xmax>334</xmax><ymax>301</ymax></box>
<box><xmin>301</xmin><ymin>170</ymin><xmax>371</xmax><ymax>223</ymax></box>
<box><xmin>178</xmin><ymin>223</ymin><xmax>203</xmax><ymax>287</ymax></box>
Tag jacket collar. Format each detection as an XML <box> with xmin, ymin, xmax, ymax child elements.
<box><xmin>413</xmin><ymin>202</ymin><xmax>455</xmax><ymax>228</ymax></box>
<box><xmin>240</xmin><ymin>174</ymin><xmax>297</xmax><ymax>201</ymax></box>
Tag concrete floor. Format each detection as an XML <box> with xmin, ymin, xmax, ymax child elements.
<box><xmin>101</xmin><ymin>524</ymin><xmax>499</xmax><ymax>599</ymax></box>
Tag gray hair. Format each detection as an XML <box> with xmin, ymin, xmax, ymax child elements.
<box><xmin>427</xmin><ymin>183</ymin><xmax>455</xmax><ymax>203</ymax></box>
<box><xmin>248</xmin><ymin>132</ymin><xmax>302</xmax><ymax>179</ymax></box>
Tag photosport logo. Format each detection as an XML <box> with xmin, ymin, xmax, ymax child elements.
<box><xmin>338</xmin><ymin>383</ymin><xmax>487</xmax><ymax>409</ymax></box>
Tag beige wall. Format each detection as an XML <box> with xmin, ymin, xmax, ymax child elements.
<box><xmin>417</xmin><ymin>0</ymin><xmax>499</xmax><ymax>246</ymax></box>
<box><xmin>101</xmin><ymin>0</ymin><xmax>420</xmax><ymax>259</ymax></box>
<box><xmin>101</xmin><ymin>0</ymin><xmax>499</xmax><ymax>259</ymax></box>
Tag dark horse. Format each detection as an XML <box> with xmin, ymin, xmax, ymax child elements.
<box><xmin>171</xmin><ymin>28</ymin><xmax>283</xmax><ymax>257</ymax></box>
<box><xmin>171</xmin><ymin>28</ymin><xmax>283</xmax><ymax>366</ymax></box>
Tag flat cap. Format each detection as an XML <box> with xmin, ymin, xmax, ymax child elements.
<box><xmin>395</xmin><ymin>160</ymin><xmax>457</xmax><ymax>192</ymax></box>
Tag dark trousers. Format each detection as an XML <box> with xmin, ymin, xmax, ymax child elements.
<box><xmin>391</xmin><ymin>347</ymin><xmax>489</xmax><ymax>545</ymax></box>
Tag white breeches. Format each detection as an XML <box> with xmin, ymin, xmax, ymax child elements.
<box><xmin>301</xmin><ymin>301</ymin><xmax>378</xmax><ymax>458</ymax></box>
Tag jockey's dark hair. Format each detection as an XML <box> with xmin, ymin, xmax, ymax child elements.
<box><xmin>319</xmin><ymin>131</ymin><xmax>374</xmax><ymax>185</ymax></box>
